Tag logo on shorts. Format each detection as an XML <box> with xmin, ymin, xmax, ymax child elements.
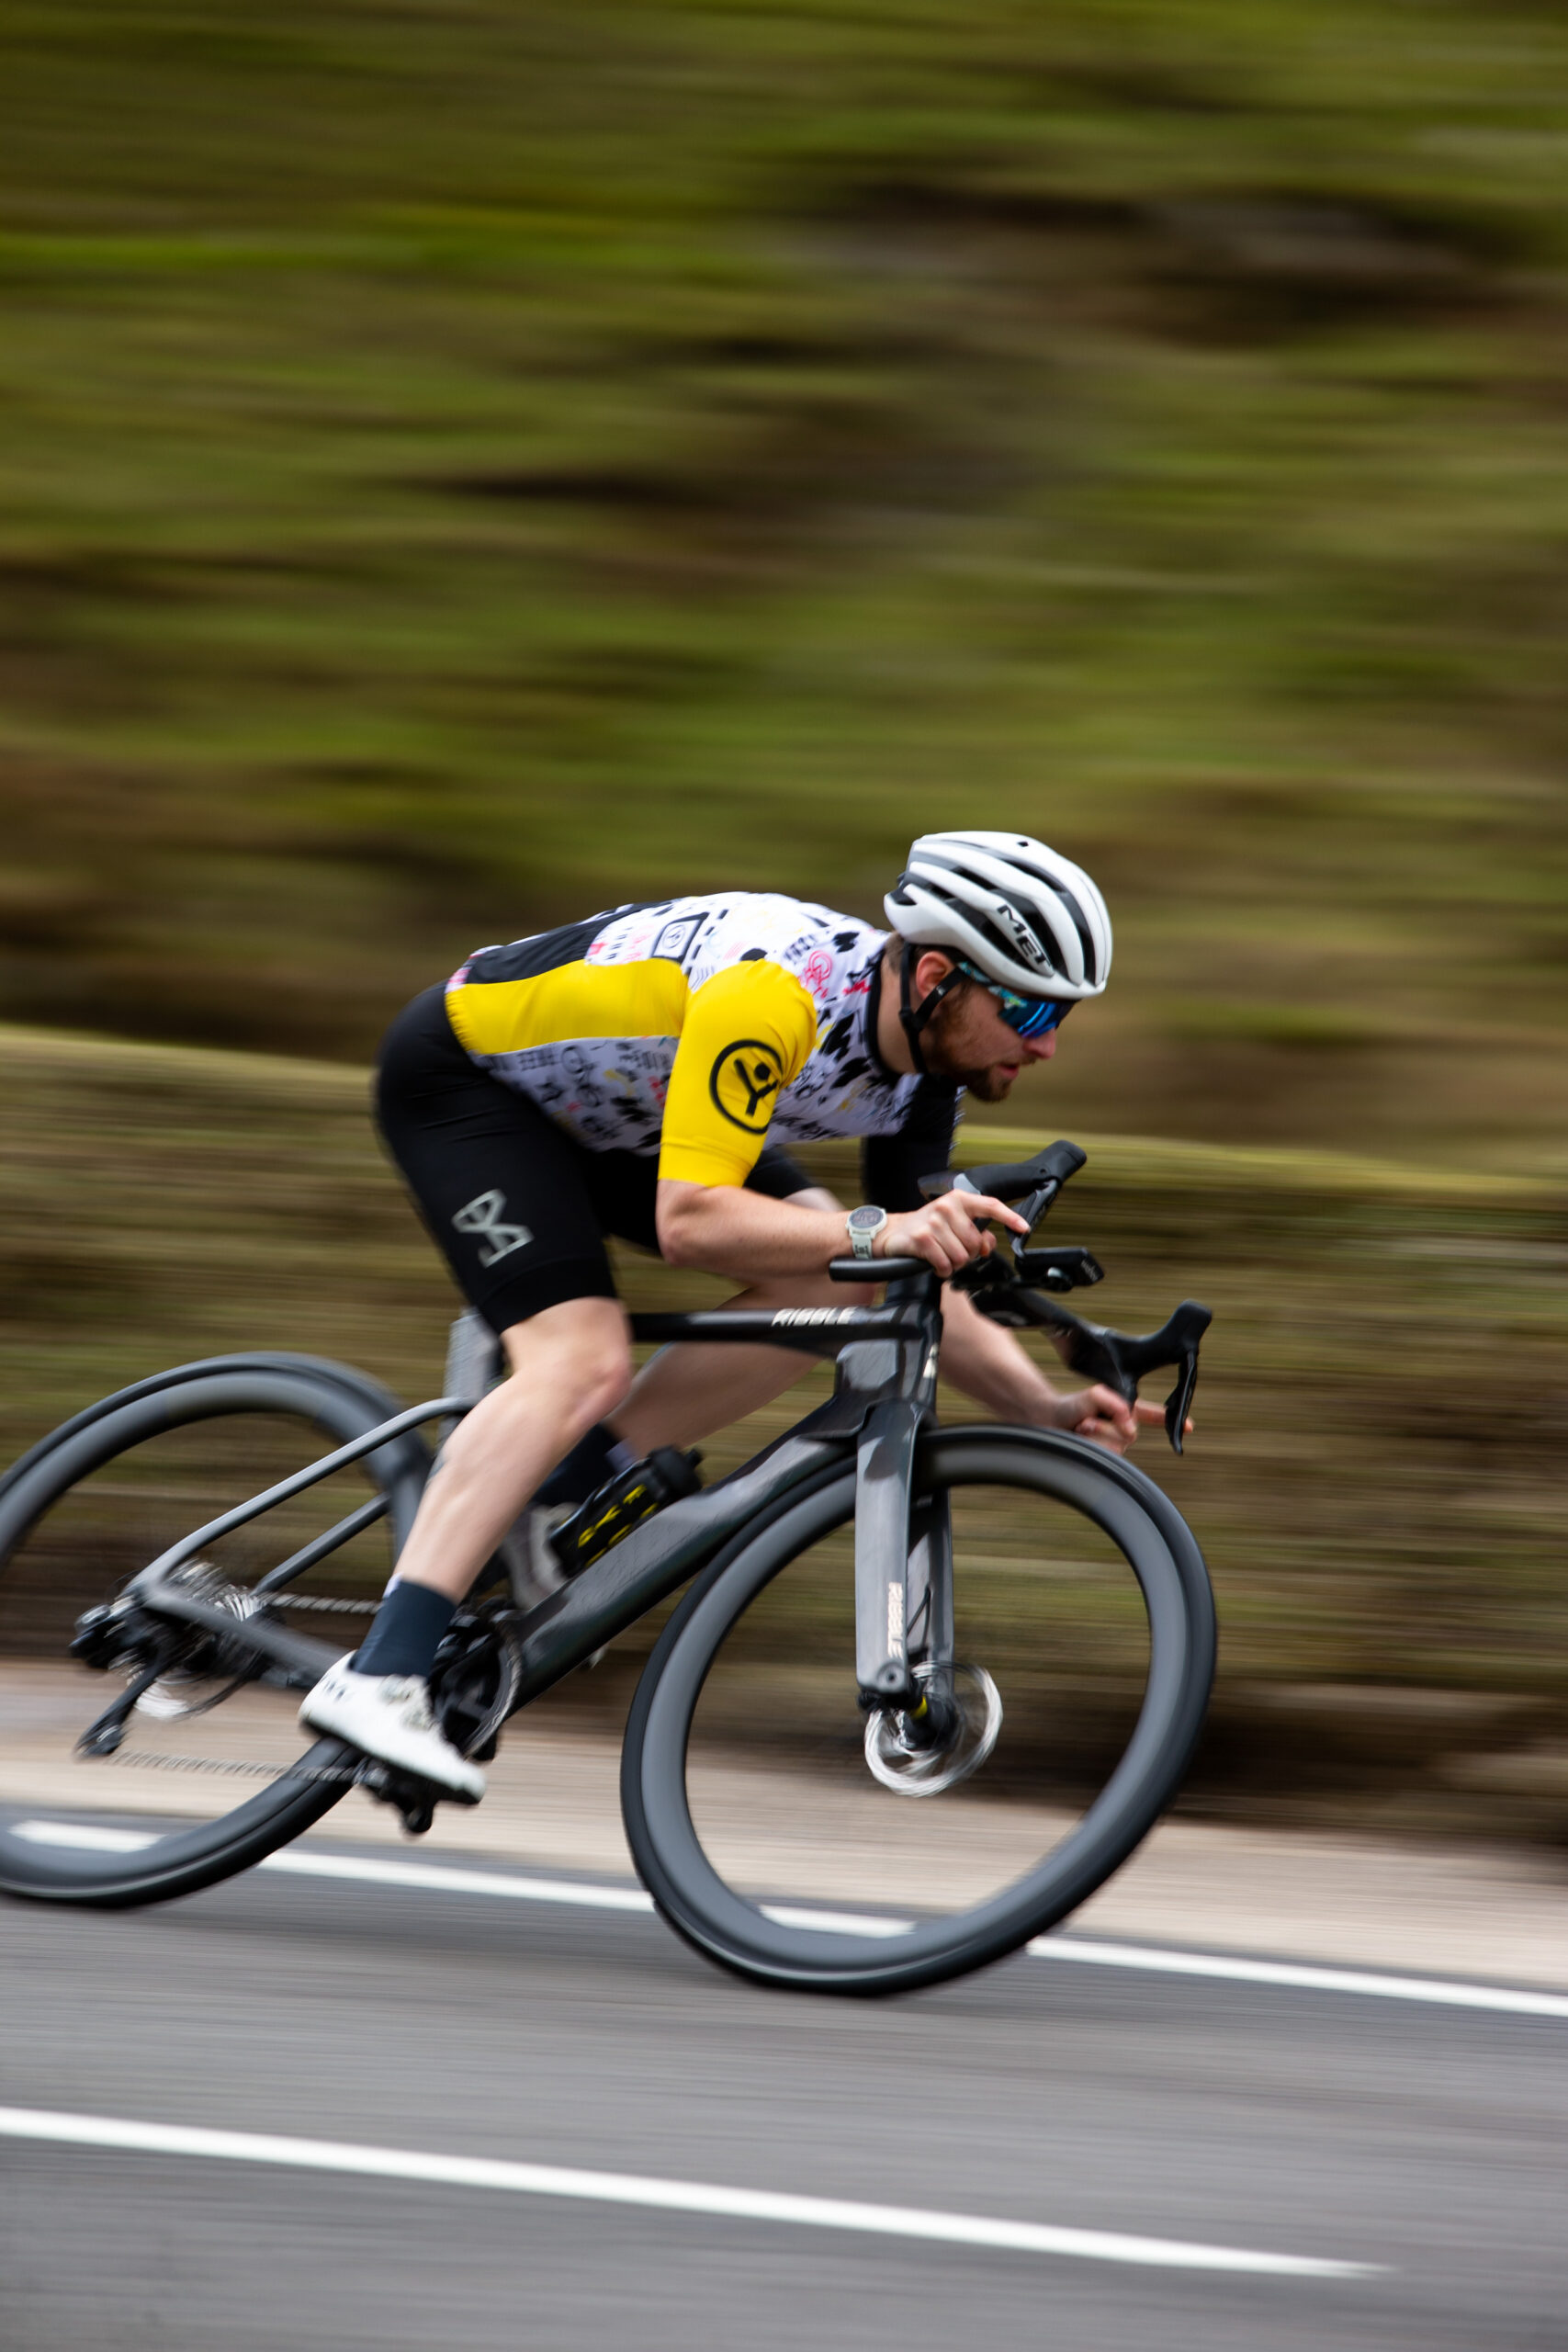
<box><xmin>709</xmin><ymin>1040</ymin><xmax>784</xmax><ymax>1133</ymax></box>
<box><xmin>452</xmin><ymin>1191</ymin><xmax>533</xmax><ymax>1268</ymax></box>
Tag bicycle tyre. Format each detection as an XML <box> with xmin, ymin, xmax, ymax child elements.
<box><xmin>621</xmin><ymin>1426</ymin><xmax>1215</xmax><ymax>1996</ymax></box>
<box><xmin>0</xmin><ymin>1356</ymin><xmax>428</xmax><ymax>1908</ymax></box>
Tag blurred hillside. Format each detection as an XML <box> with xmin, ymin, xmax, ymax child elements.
<box><xmin>4</xmin><ymin>1</ymin><xmax>1568</xmax><ymax>1163</ymax></box>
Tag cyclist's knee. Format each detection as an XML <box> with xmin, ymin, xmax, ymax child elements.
<box><xmin>499</xmin><ymin>1298</ymin><xmax>632</xmax><ymax>1422</ymax></box>
<box><xmin>578</xmin><ymin>1347</ymin><xmax>633</xmax><ymax>1424</ymax></box>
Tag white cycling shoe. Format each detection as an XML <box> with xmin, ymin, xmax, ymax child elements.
<box><xmin>299</xmin><ymin>1657</ymin><xmax>486</xmax><ymax>1804</ymax></box>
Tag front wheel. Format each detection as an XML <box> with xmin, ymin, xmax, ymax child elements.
<box><xmin>621</xmin><ymin>1428</ymin><xmax>1215</xmax><ymax>1996</ymax></box>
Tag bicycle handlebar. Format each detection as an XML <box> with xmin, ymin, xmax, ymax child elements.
<box><xmin>981</xmin><ymin>1291</ymin><xmax>1212</xmax><ymax>1454</ymax></box>
<box><xmin>920</xmin><ymin>1139</ymin><xmax>1088</xmax><ymax>1205</ymax></box>
<box><xmin>828</xmin><ymin>1256</ymin><xmax>931</xmax><ymax>1283</ymax></box>
<box><xmin>836</xmin><ymin>1142</ymin><xmax>1211</xmax><ymax>1453</ymax></box>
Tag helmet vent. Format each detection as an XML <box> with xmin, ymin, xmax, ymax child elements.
<box><xmin>883</xmin><ymin>829</ymin><xmax>1111</xmax><ymax>1001</ymax></box>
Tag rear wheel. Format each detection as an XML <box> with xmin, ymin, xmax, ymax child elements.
<box><xmin>621</xmin><ymin>1427</ymin><xmax>1214</xmax><ymax>1996</ymax></box>
<box><xmin>0</xmin><ymin>1356</ymin><xmax>428</xmax><ymax>1906</ymax></box>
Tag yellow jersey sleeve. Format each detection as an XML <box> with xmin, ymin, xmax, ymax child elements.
<box><xmin>659</xmin><ymin>960</ymin><xmax>818</xmax><ymax>1187</ymax></box>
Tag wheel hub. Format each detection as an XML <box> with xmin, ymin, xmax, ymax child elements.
<box><xmin>863</xmin><ymin>1661</ymin><xmax>1003</xmax><ymax>1798</ymax></box>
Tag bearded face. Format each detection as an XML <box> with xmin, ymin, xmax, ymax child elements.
<box><xmin>921</xmin><ymin>972</ymin><xmax>1049</xmax><ymax>1102</ymax></box>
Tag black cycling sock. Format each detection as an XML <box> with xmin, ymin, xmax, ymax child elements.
<box><xmin>352</xmin><ymin>1581</ymin><xmax>457</xmax><ymax>1681</ymax></box>
<box><xmin>533</xmin><ymin>1420</ymin><xmax>637</xmax><ymax>1510</ymax></box>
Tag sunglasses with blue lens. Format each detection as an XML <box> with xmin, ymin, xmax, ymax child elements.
<box><xmin>953</xmin><ymin>957</ymin><xmax>1073</xmax><ymax>1040</ymax></box>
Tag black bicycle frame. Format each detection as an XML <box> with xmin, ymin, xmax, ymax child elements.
<box><xmin>121</xmin><ymin>1265</ymin><xmax>953</xmax><ymax>1720</ymax></box>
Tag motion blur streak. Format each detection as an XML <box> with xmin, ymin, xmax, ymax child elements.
<box><xmin>0</xmin><ymin>2107</ymin><xmax>1380</xmax><ymax>2280</ymax></box>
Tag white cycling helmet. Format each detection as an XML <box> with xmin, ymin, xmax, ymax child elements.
<box><xmin>886</xmin><ymin>830</ymin><xmax>1112</xmax><ymax>1000</ymax></box>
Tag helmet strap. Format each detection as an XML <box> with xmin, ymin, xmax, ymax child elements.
<box><xmin>898</xmin><ymin>944</ymin><xmax>964</xmax><ymax>1077</ymax></box>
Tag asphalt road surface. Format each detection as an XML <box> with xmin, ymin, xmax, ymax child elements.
<box><xmin>1</xmin><ymin>1826</ymin><xmax>1564</xmax><ymax>2352</ymax></box>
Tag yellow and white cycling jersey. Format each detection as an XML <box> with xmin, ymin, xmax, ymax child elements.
<box><xmin>446</xmin><ymin>892</ymin><xmax>956</xmax><ymax>1191</ymax></box>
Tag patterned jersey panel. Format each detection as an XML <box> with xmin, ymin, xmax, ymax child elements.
<box><xmin>445</xmin><ymin>891</ymin><xmax>951</xmax><ymax>1182</ymax></box>
<box><xmin>660</xmin><ymin>960</ymin><xmax>818</xmax><ymax>1187</ymax></box>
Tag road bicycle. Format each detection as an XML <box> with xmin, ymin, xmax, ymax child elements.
<box><xmin>0</xmin><ymin>1143</ymin><xmax>1214</xmax><ymax>1995</ymax></box>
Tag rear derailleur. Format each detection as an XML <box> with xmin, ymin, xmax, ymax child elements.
<box><xmin>68</xmin><ymin>1564</ymin><xmax>272</xmax><ymax>1758</ymax></box>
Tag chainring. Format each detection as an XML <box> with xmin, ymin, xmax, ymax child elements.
<box><xmin>429</xmin><ymin>1601</ymin><xmax>524</xmax><ymax>1761</ymax></box>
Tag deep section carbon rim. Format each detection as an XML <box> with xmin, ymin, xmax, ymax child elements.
<box><xmin>0</xmin><ymin>1358</ymin><xmax>427</xmax><ymax>1906</ymax></box>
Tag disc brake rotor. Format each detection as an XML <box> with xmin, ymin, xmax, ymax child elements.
<box><xmin>863</xmin><ymin>1661</ymin><xmax>1003</xmax><ymax>1798</ymax></box>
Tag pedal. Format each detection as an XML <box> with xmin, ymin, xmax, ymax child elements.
<box><xmin>356</xmin><ymin>1760</ymin><xmax>475</xmax><ymax>1834</ymax></box>
<box><xmin>548</xmin><ymin>1447</ymin><xmax>703</xmax><ymax>1580</ymax></box>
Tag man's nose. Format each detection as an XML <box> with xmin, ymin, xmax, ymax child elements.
<box><xmin>1022</xmin><ymin>1034</ymin><xmax>1057</xmax><ymax>1063</ymax></box>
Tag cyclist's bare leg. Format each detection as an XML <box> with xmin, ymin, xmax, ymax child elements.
<box><xmin>393</xmin><ymin>1295</ymin><xmax>631</xmax><ymax>1602</ymax></box>
<box><xmin>613</xmin><ymin>1187</ymin><xmax>873</xmax><ymax>1454</ymax></box>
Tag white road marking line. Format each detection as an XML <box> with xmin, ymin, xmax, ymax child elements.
<box><xmin>13</xmin><ymin>1824</ymin><xmax>890</xmax><ymax>1932</ymax></box>
<box><xmin>1027</xmin><ymin>1936</ymin><xmax>1568</xmax><ymax>2022</ymax></box>
<box><xmin>12</xmin><ymin>1819</ymin><xmax>1567</xmax><ymax>2018</ymax></box>
<box><xmin>0</xmin><ymin>2105</ymin><xmax>1379</xmax><ymax>2278</ymax></box>
<box><xmin>263</xmin><ymin>1848</ymin><xmax>654</xmax><ymax>1913</ymax></box>
<box><xmin>13</xmin><ymin>1821</ymin><xmax>156</xmax><ymax>1853</ymax></box>
<box><xmin>10</xmin><ymin>1826</ymin><xmax>654</xmax><ymax>1913</ymax></box>
<box><xmin>760</xmin><ymin>1904</ymin><xmax>912</xmax><ymax>1939</ymax></box>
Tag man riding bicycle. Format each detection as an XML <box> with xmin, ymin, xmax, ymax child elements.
<box><xmin>301</xmin><ymin>831</ymin><xmax>1164</xmax><ymax>1796</ymax></box>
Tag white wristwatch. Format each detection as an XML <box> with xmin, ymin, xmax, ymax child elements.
<box><xmin>846</xmin><ymin>1204</ymin><xmax>889</xmax><ymax>1261</ymax></box>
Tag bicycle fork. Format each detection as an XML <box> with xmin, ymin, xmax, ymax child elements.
<box><xmin>853</xmin><ymin>1398</ymin><xmax>954</xmax><ymax>1732</ymax></box>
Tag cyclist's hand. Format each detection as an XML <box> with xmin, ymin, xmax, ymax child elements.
<box><xmin>880</xmin><ymin>1191</ymin><xmax>1029</xmax><ymax>1276</ymax></box>
<box><xmin>1052</xmin><ymin>1387</ymin><xmax>1188</xmax><ymax>1455</ymax></box>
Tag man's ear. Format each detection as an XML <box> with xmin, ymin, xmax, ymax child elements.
<box><xmin>914</xmin><ymin>949</ymin><xmax>957</xmax><ymax>1000</ymax></box>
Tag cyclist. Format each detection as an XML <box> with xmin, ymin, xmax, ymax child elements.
<box><xmin>301</xmin><ymin>831</ymin><xmax>1166</xmax><ymax>1795</ymax></box>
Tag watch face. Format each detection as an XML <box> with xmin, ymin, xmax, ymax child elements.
<box><xmin>847</xmin><ymin>1206</ymin><xmax>886</xmax><ymax>1234</ymax></box>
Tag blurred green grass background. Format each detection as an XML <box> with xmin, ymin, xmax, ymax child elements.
<box><xmin>6</xmin><ymin>0</ymin><xmax>1568</xmax><ymax>1160</ymax></box>
<box><xmin>4</xmin><ymin>1</ymin><xmax>1568</xmax><ymax>1830</ymax></box>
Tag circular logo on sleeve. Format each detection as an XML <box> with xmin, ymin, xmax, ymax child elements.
<box><xmin>709</xmin><ymin>1040</ymin><xmax>785</xmax><ymax>1132</ymax></box>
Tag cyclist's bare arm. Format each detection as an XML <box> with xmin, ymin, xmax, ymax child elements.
<box><xmin>655</xmin><ymin>1176</ymin><xmax>1028</xmax><ymax>1282</ymax></box>
<box><xmin>938</xmin><ymin>1283</ymin><xmax>1156</xmax><ymax>1453</ymax></box>
<box><xmin>655</xmin><ymin>1178</ymin><xmax>1161</xmax><ymax>1455</ymax></box>
<box><xmin>615</xmin><ymin>1182</ymin><xmax>843</xmax><ymax>1454</ymax></box>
